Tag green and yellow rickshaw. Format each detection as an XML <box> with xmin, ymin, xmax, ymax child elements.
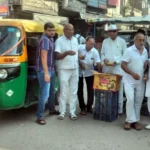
<box><xmin>0</xmin><ymin>19</ymin><xmax>63</xmax><ymax>110</ymax></box>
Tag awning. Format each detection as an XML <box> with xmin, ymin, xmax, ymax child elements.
<box><xmin>80</xmin><ymin>12</ymin><xmax>108</xmax><ymax>22</ymax></box>
<box><xmin>33</xmin><ymin>13</ymin><xmax>68</xmax><ymax>25</ymax></box>
<box><xmin>87</xmin><ymin>15</ymin><xmax>150</xmax><ymax>24</ymax></box>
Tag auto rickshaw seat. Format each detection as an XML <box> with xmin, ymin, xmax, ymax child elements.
<box><xmin>27</xmin><ymin>47</ymin><xmax>38</xmax><ymax>79</ymax></box>
<box><xmin>27</xmin><ymin>37</ymin><xmax>39</xmax><ymax>66</ymax></box>
<box><xmin>27</xmin><ymin>66</ymin><xmax>37</xmax><ymax>78</ymax></box>
<box><xmin>27</xmin><ymin>46</ymin><xmax>38</xmax><ymax>66</ymax></box>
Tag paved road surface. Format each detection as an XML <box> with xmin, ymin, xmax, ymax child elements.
<box><xmin>0</xmin><ymin>104</ymin><xmax>150</xmax><ymax>150</ymax></box>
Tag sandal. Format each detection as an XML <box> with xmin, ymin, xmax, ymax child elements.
<box><xmin>36</xmin><ymin>119</ymin><xmax>46</xmax><ymax>125</ymax></box>
<box><xmin>80</xmin><ymin>110</ymin><xmax>87</xmax><ymax>115</ymax></box>
<box><xmin>132</xmin><ymin>122</ymin><xmax>142</xmax><ymax>130</ymax></box>
<box><xmin>145</xmin><ymin>124</ymin><xmax>150</xmax><ymax>130</ymax></box>
<box><xmin>70</xmin><ymin>114</ymin><xmax>77</xmax><ymax>120</ymax></box>
<box><xmin>57</xmin><ymin>114</ymin><xmax>65</xmax><ymax>120</ymax></box>
<box><xmin>124</xmin><ymin>122</ymin><xmax>131</xmax><ymax>130</ymax></box>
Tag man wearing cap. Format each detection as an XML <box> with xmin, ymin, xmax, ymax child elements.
<box><xmin>101</xmin><ymin>24</ymin><xmax>127</xmax><ymax>115</ymax></box>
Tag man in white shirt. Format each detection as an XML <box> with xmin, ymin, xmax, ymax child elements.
<box><xmin>75</xmin><ymin>31</ymin><xmax>86</xmax><ymax>44</ymax></box>
<box><xmin>78</xmin><ymin>37</ymin><xmax>101</xmax><ymax>115</ymax></box>
<box><xmin>145</xmin><ymin>58</ymin><xmax>150</xmax><ymax>130</ymax></box>
<box><xmin>101</xmin><ymin>24</ymin><xmax>127</xmax><ymax>115</ymax></box>
<box><xmin>55</xmin><ymin>24</ymin><xmax>79</xmax><ymax>120</ymax></box>
<box><xmin>121</xmin><ymin>32</ymin><xmax>148</xmax><ymax>130</ymax></box>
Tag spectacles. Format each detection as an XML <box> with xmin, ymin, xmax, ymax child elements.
<box><xmin>108</xmin><ymin>30</ymin><xmax>117</xmax><ymax>33</ymax></box>
<box><xmin>47</xmin><ymin>29</ymin><xmax>55</xmax><ymax>32</ymax></box>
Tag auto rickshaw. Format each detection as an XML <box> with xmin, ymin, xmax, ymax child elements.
<box><xmin>0</xmin><ymin>19</ymin><xmax>63</xmax><ymax>110</ymax></box>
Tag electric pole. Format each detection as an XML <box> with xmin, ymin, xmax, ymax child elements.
<box><xmin>131</xmin><ymin>0</ymin><xmax>134</xmax><ymax>16</ymax></box>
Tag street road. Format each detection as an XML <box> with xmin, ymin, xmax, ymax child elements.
<box><xmin>0</xmin><ymin>104</ymin><xmax>150</xmax><ymax>150</ymax></box>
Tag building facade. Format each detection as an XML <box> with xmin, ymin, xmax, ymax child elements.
<box><xmin>8</xmin><ymin>0</ymin><xmax>68</xmax><ymax>24</ymax></box>
<box><xmin>120</xmin><ymin>0</ymin><xmax>142</xmax><ymax>16</ymax></box>
<box><xmin>142</xmin><ymin>0</ymin><xmax>150</xmax><ymax>15</ymax></box>
<box><xmin>107</xmin><ymin>0</ymin><xmax>121</xmax><ymax>17</ymax></box>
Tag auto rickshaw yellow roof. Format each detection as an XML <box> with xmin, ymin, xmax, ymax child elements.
<box><xmin>0</xmin><ymin>19</ymin><xmax>64</xmax><ymax>34</ymax></box>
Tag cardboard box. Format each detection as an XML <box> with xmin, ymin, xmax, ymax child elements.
<box><xmin>93</xmin><ymin>71</ymin><xmax>122</xmax><ymax>92</ymax></box>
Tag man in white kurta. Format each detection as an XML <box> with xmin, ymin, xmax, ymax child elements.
<box><xmin>121</xmin><ymin>32</ymin><xmax>148</xmax><ymax>130</ymax></box>
<box><xmin>55</xmin><ymin>24</ymin><xmax>79</xmax><ymax>120</ymax></box>
<box><xmin>101</xmin><ymin>24</ymin><xmax>127</xmax><ymax>114</ymax></box>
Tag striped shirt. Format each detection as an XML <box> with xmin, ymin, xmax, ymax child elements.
<box><xmin>36</xmin><ymin>34</ymin><xmax>54</xmax><ymax>71</ymax></box>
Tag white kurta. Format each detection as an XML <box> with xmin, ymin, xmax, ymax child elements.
<box><xmin>101</xmin><ymin>37</ymin><xmax>127</xmax><ymax>75</ymax></box>
<box><xmin>101</xmin><ymin>36</ymin><xmax>127</xmax><ymax>114</ymax></box>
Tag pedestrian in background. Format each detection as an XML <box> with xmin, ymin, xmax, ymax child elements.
<box><xmin>75</xmin><ymin>29</ymin><xmax>85</xmax><ymax>45</ymax></box>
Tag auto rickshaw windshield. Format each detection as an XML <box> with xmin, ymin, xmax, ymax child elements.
<box><xmin>0</xmin><ymin>26</ymin><xmax>22</xmax><ymax>56</ymax></box>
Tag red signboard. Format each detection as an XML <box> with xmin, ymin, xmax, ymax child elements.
<box><xmin>108</xmin><ymin>0</ymin><xmax>119</xmax><ymax>6</ymax></box>
<box><xmin>0</xmin><ymin>0</ymin><xmax>9</xmax><ymax>16</ymax></box>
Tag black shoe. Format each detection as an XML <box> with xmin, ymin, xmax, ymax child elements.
<box><xmin>49</xmin><ymin>110</ymin><xmax>60</xmax><ymax>115</ymax></box>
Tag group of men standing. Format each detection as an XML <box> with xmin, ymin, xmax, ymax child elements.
<box><xmin>35</xmin><ymin>22</ymin><xmax>150</xmax><ymax>131</ymax></box>
<box><xmin>102</xmin><ymin>24</ymin><xmax>150</xmax><ymax>130</ymax></box>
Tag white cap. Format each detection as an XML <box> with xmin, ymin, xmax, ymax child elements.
<box><xmin>108</xmin><ymin>24</ymin><xmax>118</xmax><ymax>31</ymax></box>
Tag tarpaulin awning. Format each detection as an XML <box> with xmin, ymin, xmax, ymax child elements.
<box><xmin>87</xmin><ymin>15</ymin><xmax>150</xmax><ymax>24</ymax></box>
<box><xmin>80</xmin><ymin>12</ymin><xmax>108</xmax><ymax>21</ymax></box>
<box><xmin>33</xmin><ymin>13</ymin><xmax>68</xmax><ymax>25</ymax></box>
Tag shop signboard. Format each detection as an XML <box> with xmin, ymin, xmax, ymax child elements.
<box><xmin>0</xmin><ymin>0</ymin><xmax>9</xmax><ymax>16</ymax></box>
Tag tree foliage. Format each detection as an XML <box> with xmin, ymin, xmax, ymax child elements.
<box><xmin>124</xmin><ymin>0</ymin><xmax>133</xmax><ymax>16</ymax></box>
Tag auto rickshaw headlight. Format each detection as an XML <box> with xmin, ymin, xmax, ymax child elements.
<box><xmin>0</xmin><ymin>69</ymin><xmax>8</xmax><ymax>79</ymax></box>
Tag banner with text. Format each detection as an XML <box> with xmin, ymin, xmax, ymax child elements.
<box><xmin>108</xmin><ymin>0</ymin><xmax>119</xmax><ymax>6</ymax></box>
<box><xmin>88</xmin><ymin>0</ymin><xmax>107</xmax><ymax>9</ymax></box>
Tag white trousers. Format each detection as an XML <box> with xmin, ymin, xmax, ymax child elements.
<box><xmin>58</xmin><ymin>69</ymin><xmax>78</xmax><ymax>115</ymax></box>
<box><xmin>118</xmin><ymin>81</ymin><xmax>123</xmax><ymax>114</ymax></box>
<box><xmin>148</xmin><ymin>97</ymin><xmax>150</xmax><ymax>113</ymax></box>
<box><xmin>124</xmin><ymin>82</ymin><xmax>145</xmax><ymax>123</ymax></box>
